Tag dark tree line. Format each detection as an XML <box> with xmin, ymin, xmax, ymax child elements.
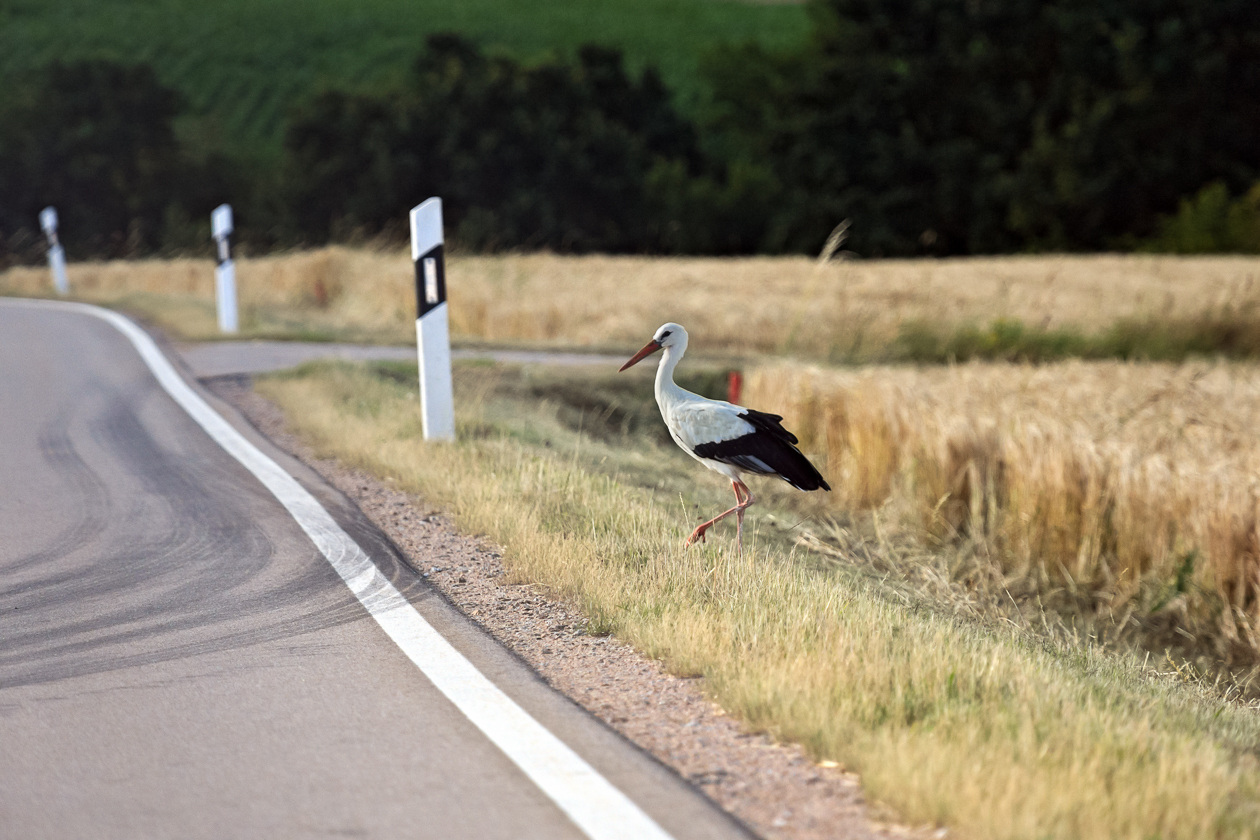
<box><xmin>3</xmin><ymin>0</ymin><xmax>1259</xmax><ymax>264</ymax></box>
<box><xmin>0</xmin><ymin>60</ymin><xmax>237</xmax><ymax>263</ymax></box>
<box><xmin>705</xmin><ymin>0</ymin><xmax>1260</xmax><ymax>255</ymax></box>
<box><xmin>284</xmin><ymin>34</ymin><xmax>707</xmax><ymax>252</ymax></box>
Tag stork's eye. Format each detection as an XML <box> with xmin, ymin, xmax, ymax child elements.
<box><xmin>660</xmin><ymin>330</ymin><xmax>672</xmax><ymax>339</ymax></box>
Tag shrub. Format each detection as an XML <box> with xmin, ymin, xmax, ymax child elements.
<box><xmin>1146</xmin><ymin>181</ymin><xmax>1260</xmax><ymax>254</ymax></box>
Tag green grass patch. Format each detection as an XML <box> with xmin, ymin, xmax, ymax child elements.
<box><xmin>0</xmin><ymin>0</ymin><xmax>809</xmax><ymax>160</ymax></box>
<box><xmin>888</xmin><ymin>311</ymin><xmax>1260</xmax><ymax>364</ymax></box>
<box><xmin>256</xmin><ymin>358</ymin><xmax>1260</xmax><ymax>839</ymax></box>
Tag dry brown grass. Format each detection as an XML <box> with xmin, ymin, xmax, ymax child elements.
<box><xmin>4</xmin><ymin>249</ymin><xmax>1260</xmax><ymax>355</ymax></box>
<box><xmin>445</xmin><ymin>252</ymin><xmax>1260</xmax><ymax>358</ymax></box>
<box><xmin>255</xmin><ymin>360</ymin><xmax>1260</xmax><ymax>840</ymax></box>
<box><xmin>0</xmin><ymin>247</ymin><xmax>416</xmax><ymax>342</ymax></box>
<box><xmin>747</xmin><ymin>360</ymin><xmax>1260</xmax><ymax>662</ymax></box>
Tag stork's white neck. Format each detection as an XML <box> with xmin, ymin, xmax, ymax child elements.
<box><xmin>654</xmin><ymin>341</ymin><xmax>691</xmax><ymax>409</ymax></box>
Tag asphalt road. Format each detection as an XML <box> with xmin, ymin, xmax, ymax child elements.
<box><xmin>0</xmin><ymin>299</ymin><xmax>751</xmax><ymax>840</ymax></box>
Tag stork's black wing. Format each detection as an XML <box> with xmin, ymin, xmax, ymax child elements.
<box><xmin>693</xmin><ymin>409</ymin><xmax>831</xmax><ymax>492</ymax></box>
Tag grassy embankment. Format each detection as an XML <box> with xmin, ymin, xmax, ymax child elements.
<box><xmin>0</xmin><ymin>0</ymin><xmax>808</xmax><ymax>159</ymax></box>
<box><xmin>5</xmin><ymin>247</ymin><xmax>1260</xmax><ymax>361</ymax></box>
<box><xmin>254</xmin><ymin>357</ymin><xmax>1260</xmax><ymax>839</ymax></box>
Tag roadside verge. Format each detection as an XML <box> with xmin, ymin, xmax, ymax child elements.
<box><xmin>206</xmin><ymin>373</ymin><xmax>901</xmax><ymax>840</ymax></box>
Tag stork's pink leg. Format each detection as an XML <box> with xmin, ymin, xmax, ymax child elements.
<box><xmin>685</xmin><ymin>480</ymin><xmax>755</xmax><ymax>550</ymax></box>
<box><xmin>733</xmin><ymin>480</ymin><xmax>755</xmax><ymax>552</ymax></box>
<box><xmin>684</xmin><ymin>481</ymin><xmax>742</xmax><ymax>547</ymax></box>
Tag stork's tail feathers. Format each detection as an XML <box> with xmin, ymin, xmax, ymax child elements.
<box><xmin>777</xmin><ymin>448</ymin><xmax>831</xmax><ymax>492</ymax></box>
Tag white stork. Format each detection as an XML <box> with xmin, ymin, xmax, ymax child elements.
<box><xmin>619</xmin><ymin>322</ymin><xmax>830</xmax><ymax>550</ymax></box>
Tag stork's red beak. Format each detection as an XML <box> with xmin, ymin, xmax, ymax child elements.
<box><xmin>619</xmin><ymin>339</ymin><xmax>662</xmax><ymax>371</ymax></box>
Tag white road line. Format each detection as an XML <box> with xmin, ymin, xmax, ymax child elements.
<box><xmin>7</xmin><ymin>299</ymin><xmax>675</xmax><ymax>840</ymax></box>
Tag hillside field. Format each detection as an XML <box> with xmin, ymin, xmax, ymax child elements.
<box><xmin>0</xmin><ymin>0</ymin><xmax>809</xmax><ymax>159</ymax></box>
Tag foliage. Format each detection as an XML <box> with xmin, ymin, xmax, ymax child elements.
<box><xmin>703</xmin><ymin>0</ymin><xmax>1260</xmax><ymax>255</ymax></box>
<box><xmin>1146</xmin><ymin>181</ymin><xmax>1260</xmax><ymax>254</ymax></box>
<box><xmin>0</xmin><ymin>60</ymin><xmax>234</xmax><ymax>264</ymax></box>
<box><xmin>283</xmin><ymin>34</ymin><xmax>734</xmax><ymax>252</ymax></box>
<box><xmin>6</xmin><ymin>2</ymin><xmax>1260</xmax><ymax>258</ymax></box>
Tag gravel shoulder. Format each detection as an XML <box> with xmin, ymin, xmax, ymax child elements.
<box><xmin>206</xmin><ymin>374</ymin><xmax>931</xmax><ymax>840</ymax></box>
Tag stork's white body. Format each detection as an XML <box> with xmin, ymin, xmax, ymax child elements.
<box><xmin>654</xmin><ymin>344</ymin><xmax>753</xmax><ymax>482</ymax></box>
<box><xmin>621</xmin><ymin>322</ymin><xmax>830</xmax><ymax>549</ymax></box>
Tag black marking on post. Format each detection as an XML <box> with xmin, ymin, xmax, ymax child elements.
<box><xmin>215</xmin><ymin>236</ymin><xmax>232</xmax><ymax>267</ymax></box>
<box><xmin>414</xmin><ymin>243</ymin><xmax>446</xmax><ymax>318</ymax></box>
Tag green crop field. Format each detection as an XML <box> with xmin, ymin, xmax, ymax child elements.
<box><xmin>0</xmin><ymin>0</ymin><xmax>809</xmax><ymax>161</ymax></box>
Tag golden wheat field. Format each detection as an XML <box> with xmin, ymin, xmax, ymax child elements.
<box><xmin>747</xmin><ymin>359</ymin><xmax>1260</xmax><ymax>661</ymax></box>
<box><xmin>3</xmin><ymin>248</ymin><xmax>1260</xmax><ymax>354</ymax></box>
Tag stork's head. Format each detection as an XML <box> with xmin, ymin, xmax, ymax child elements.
<box><xmin>619</xmin><ymin>322</ymin><xmax>687</xmax><ymax>371</ymax></box>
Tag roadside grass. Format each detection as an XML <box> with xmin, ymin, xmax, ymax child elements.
<box><xmin>256</xmin><ymin>358</ymin><xmax>1260</xmax><ymax>839</ymax></box>
<box><xmin>0</xmin><ymin>0</ymin><xmax>809</xmax><ymax>158</ymax></box>
<box><xmin>893</xmin><ymin>311</ymin><xmax>1260</xmax><ymax>364</ymax></box>
<box><xmin>7</xmin><ymin>249</ymin><xmax>1260</xmax><ymax>363</ymax></box>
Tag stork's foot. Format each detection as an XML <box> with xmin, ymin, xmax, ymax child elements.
<box><xmin>684</xmin><ymin>522</ymin><xmax>713</xmax><ymax>548</ymax></box>
<box><xmin>684</xmin><ymin>480</ymin><xmax>755</xmax><ymax>550</ymax></box>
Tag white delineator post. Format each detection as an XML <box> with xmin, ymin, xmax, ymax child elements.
<box><xmin>39</xmin><ymin>207</ymin><xmax>69</xmax><ymax>295</ymax></box>
<box><xmin>410</xmin><ymin>198</ymin><xmax>455</xmax><ymax>442</ymax></box>
<box><xmin>211</xmin><ymin>204</ymin><xmax>239</xmax><ymax>334</ymax></box>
